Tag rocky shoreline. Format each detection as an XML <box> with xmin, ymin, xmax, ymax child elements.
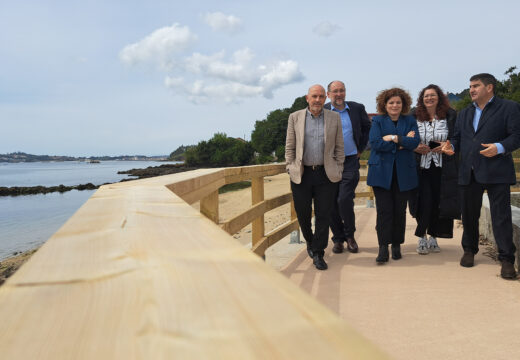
<box><xmin>0</xmin><ymin>164</ymin><xmax>198</xmax><ymax>197</ymax></box>
<box><xmin>0</xmin><ymin>183</ymin><xmax>99</xmax><ymax>196</ymax></box>
<box><xmin>0</xmin><ymin>249</ymin><xmax>38</xmax><ymax>286</ymax></box>
<box><xmin>117</xmin><ymin>163</ymin><xmax>198</xmax><ymax>179</ymax></box>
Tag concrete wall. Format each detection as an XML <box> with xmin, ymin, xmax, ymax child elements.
<box><xmin>479</xmin><ymin>194</ymin><xmax>520</xmax><ymax>269</ymax></box>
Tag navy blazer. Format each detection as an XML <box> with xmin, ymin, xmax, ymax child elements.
<box><xmin>451</xmin><ymin>96</ymin><xmax>520</xmax><ymax>185</ymax></box>
<box><xmin>367</xmin><ymin>114</ymin><xmax>420</xmax><ymax>191</ymax></box>
<box><xmin>324</xmin><ymin>101</ymin><xmax>371</xmax><ymax>153</ymax></box>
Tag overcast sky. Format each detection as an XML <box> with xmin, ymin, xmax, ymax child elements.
<box><xmin>1</xmin><ymin>0</ymin><xmax>519</xmax><ymax>156</ymax></box>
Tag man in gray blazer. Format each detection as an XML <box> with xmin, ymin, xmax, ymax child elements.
<box><xmin>285</xmin><ymin>84</ymin><xmax>345</xmax><ymax>270</ymax></box>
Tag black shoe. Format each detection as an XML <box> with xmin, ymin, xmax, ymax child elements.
<box><xmin>313</xmin><ymin>255</ymin><xmax>328</xmax><ymax>270</ymax></box>
<box><xmin>460</xmin><ymin>251</ymin><xmax>474</xmax><ymax>267</ymax></box>
<box><xmin>376</xmin><ymin>246</ymin><xmax>389</xmax><ymax>264</ymax></box>
<box><xmin>391</xmin><ymin>244</ymin><xmax>402</xmax><ymax>260</ymax></box>
<box><xmin>346</xmin><ymin>237</ymin><xmax>359</xmax><ymax>253</ymax></box>
<box><xmin>500</xmin><ymin>261</ymin><xmax>517</xmax><ymax>279</ymax></box>
<box><xmin>332</xmin><ymin>242</ymin><xmax>344</xmax><ymax>254</ymax></box>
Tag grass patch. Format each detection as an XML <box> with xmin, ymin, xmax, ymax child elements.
<box><xmin>219</xmin><ymin>181</ymin><xmax>252</xmax><ymax>194</ymax></box>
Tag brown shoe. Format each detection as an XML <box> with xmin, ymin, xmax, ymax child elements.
<box><xmin>332</xmin><ymin>242</ymin><xmax>344</xmax><ymax>254</ymax></box>
<box><xmin>346</xmin><ymin>237</ymin><xmax>359</xmax><ymax>253</ymax></box>
<box><xmin>500</xmin><ymin>261</ymin><xmax>517</xmax><ymax>279</ymax></box>
<box><xmin>460</xmin><ymin>251</ymin><xmax>474</xmax><ymax>267</ymax></box>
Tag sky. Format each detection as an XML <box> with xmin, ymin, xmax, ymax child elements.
<box><xmin>1</xmin><ymin>0</ymin><xmax>519</xmax><ymax>157</ymax></box>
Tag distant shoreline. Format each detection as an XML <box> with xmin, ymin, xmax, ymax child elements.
<box><xmin>0</xmin><ymin>152</ymin><xmax>169</xmax><ymax>163</ymax></box>
<box><xmin>0</xmin><ymin>163</ymin><xmax>196</xmax><ymax>197</ymax></box>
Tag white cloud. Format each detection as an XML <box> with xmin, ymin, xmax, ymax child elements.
<box><xmin>164</xmin><ymin>47</ymin><xmax>304</xmax><ymax>103</ymax></box>
<box><xmin>165</xmin><ymin>77</ymin><xmax>263</xmax><ymax>103</ymax></box>
<box><xmin>259</xmin><ymin>60</ymin><xmax>303</xmax><ymax>98</ymax></box>
<box><xmin>121</xmin><ymin>25</ymin><xmax>303</xmax><ymax>103</ymax></box>
<box><xmin>203</xmin><ymin>12</ymin><xmax>243</xmax><ymax>34</ymax></box>
<box><xmin>184</xmin><ymin>48</ymin><xmax>257</xmax><ymax>84</ymax></box>
<box><xmin>313</xmin><ymin>21</ymin><xmax>341</xmax><ymax>37</ymax></box>
<box><xmin>119</xmin><ymin>23</ymin><xmax>197</xmax><ymax>69</ymax></box>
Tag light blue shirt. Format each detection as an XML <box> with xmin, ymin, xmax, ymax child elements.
<box><xmin>473</xmin><ymin>97</ymin><xmax>504</xmax><ymax>154</ymax></box>
<box><xmin>331</xmin><ymin>102</ymin><xmax>357</xmax><ymax>156</ymax></box>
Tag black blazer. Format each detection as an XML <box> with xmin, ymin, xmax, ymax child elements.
<box><xmin>410</xmin><ymin>108</ymin><xmax>460</xmax><ymax>221</ymax></box>
<box><xmin>324</xmin><ymin>101</ymin><xmax>371</xmax><ymax>153</ymax></box>
<box><xmin>451</xmin><ymin>96</ymin><xmax>520</xmax><ymax>185</ymax></box>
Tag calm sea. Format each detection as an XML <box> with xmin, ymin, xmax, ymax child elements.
<box><xmin>0</xmin><ymin>161</ymin><xmax>179</xmax><ymax>260</ymax></box>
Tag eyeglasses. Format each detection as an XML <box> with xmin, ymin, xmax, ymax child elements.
<box><xmin>424</xmin><ymin>94</ymin><xmax>438</xmax><ymax>98</ymax></box>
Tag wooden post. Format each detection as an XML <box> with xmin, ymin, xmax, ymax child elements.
<box><xmin>200</xmin><ymin>189</ymin><xmax>219</xmax><ymax>223</ymax></box>
<box><xmin>291</xmin><ymin>199</ymin><xmax>297</xmax><ymax>220</ymax></box>
<box><xmin>367</xmin><ymin>186</ymin><xmax>375</xmax><ymax>208</ymax></box>
<box><xmin>251</xmin><ymin>176</ymin><xmax>265</xmax><ymax>249</ymax></box>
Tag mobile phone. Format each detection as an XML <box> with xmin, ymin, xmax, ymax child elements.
<box><xmin>428</xmin><ymin>141</ymin><xmax>441</xmax><ymax>148</ymax></box>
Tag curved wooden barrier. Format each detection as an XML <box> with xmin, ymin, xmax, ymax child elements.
<box><xmin>0</xmin><ymin>164</ymin><xmax>388</xmax><ymax>359</ymax></box>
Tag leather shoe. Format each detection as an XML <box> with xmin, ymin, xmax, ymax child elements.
<box><xmin>460</xmin><ymin>251</ymin><xmax>474</xmax><ymax>267</ymax></box>
<box><xmin>500</xmin><ymin>261</ymin><xmax>517</xmax><ymax>279</ymax></box>
<box><xmin>313</xmin><ymin>255</ymin><xmax>328</xmax><ymax>270</ymax></box>
<box><xmin>346</xmin><ymin>237</ymin><xmax>359</xmax><ymax>253</ymax></box>
<box><xmin>391</xmin><ymin>244</ymin><xmax>402</xmax><ymax>260</ymax></box>
<box><xmin>332</xmin><ymin>242</ymin><xmax>344</xmax><ymax>254</ymax></box>
<box><xmin>376</xmin><ymin>246</ymin><xmax>389</xmax><ymax>264</ymax></box>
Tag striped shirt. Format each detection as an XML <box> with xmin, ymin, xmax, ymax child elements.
<box><xmin>417</xmin><ymin>118</ymin><xmax>449</xmax><ymax>169</ymax></box>
<box><xmin>302</xmin><ymin>109</ymin><xmax>325</xmax><ymax>166</ymax></box>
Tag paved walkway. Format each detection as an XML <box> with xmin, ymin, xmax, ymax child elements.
<box><xmin>279</xmin><ymin>207</ymin><xmax>520</xmax><ymax>360</ymax></box>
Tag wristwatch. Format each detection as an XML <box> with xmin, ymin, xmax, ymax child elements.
<box><xmin>391</xmin><ymin>135</ymin><xmax>396</xmax><ymax>141</ymax></box>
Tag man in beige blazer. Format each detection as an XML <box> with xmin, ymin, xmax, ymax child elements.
<box><xmin>285</xmin><ymin>84</ymin><xmax>345</xmax><ymax>270</ymax></box>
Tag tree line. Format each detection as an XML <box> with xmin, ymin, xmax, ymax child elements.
<box><xmin>174</xmin><ymin>67</ymin><xmax>520</xmax><ymax>167</ymax></box>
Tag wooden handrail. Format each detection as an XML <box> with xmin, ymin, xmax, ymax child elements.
<box><xmin>0</xmin><ymin>165</ymin><xmax>387</xmax><ymax>359</ymax></box>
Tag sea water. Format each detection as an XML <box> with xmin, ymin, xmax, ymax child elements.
<box><xmin>0</xmin><ymin>161</ymin><xmax>178</xmax><ymax>260</ymax></box>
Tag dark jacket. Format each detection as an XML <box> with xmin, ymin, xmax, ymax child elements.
<box><xmin>409</xmin><ymin>108</ymin><xmax>461</xmax><ymax>221</ymax></box>
<box><xmin>451</xmin><ymin>96</ymin><xmax>520</xmax><ymax>185</ymax></box>
<box><xmin>324</xmin><ymin>101</ymin><xmax>371</xmax><ymax>153</ymax></box>
<box><xmin>367</xmin><ymin>114</ymin><xmax>420</xmax><ymax>191</ymax></box>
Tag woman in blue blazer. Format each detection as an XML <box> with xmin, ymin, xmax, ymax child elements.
<box><xmin>367</xmin><ymin>88</ymin><xmax>420</xmax><ymax>263</ymax></box>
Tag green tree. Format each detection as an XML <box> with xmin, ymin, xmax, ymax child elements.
<box><xmin>185</xmin><ymin>133</ymin><xmax>254</xmax><ymax>167</ymax></box>
<box><xmin>251</xmin><ymin>95</ymin><xmax>307</xmax><ymax>160</ymax></box>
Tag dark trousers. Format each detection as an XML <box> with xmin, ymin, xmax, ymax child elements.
<box><xmin>460</xmin><ymin>172</ymin><xmax>516</xmax><ymax>263</ymax></box>
<box><xmin>330</xmin><ymin>155</ymin><xmax>360</xmax><ymax>243</ymax></box>
<box><xmin>373</xmin><ymin>170</ymin><xmax>409</xmax><ymax>246</ymax></box>
<box><xmin>291</xmin><ymin>167</ymin><xmax>338</xmax><ymax>256</ymax></box>
<box><xmin>415</xmin><ymin>165</ymin><xmax>453</xmax><ymax>238</ymax></box>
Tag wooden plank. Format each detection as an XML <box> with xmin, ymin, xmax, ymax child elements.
<box><xmin>251</xmin><ymin>176</ymin><xmax>265</xmax><ymax>247</ymax></box>
<box><xmin>200</xmin><ymin>189</ymin><xmax>219</xmax><ymax>223</ymax></box>
<box><xmin>251</xmin><ymin>219</ymin><xmax>300</xmax><ymax>256</ymax></box>
<box><xmin>356</xmin><ymin>191</ymin><xmax>373</xmax><ymax>198</ymax></box>
<box><xmin>0</xmin><ymin>165</ymin><xmax>388</xmax><ymax>359</ymax></box>
<box><xmin>221</xmin><ymin>193</ymin><xmax>293</xmax><ymax>235</ymax></box>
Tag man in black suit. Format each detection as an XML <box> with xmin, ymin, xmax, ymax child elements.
<box><xmin>444</xmin><ymin>73</ymin><xmax>520</xmax><ymax>279</ymax></box>
<box><xmin>325</xmin><ymin>81</ymin><xmax>371</xmax><ymax>254</ymax></box>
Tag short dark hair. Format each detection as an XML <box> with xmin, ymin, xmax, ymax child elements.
<box><xmin>376</xmin><ymin>88</ymin><xmax>412</xmax><ymax>115</ymax></box>
<box><xmin>470</xmin><ymin>73</ymin><xmax>497</xmax><ymax>93</ymax></box>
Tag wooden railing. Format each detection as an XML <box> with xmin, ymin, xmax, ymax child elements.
<box><xmin>0</xmin><ymin>164</ymin><xmax>388</xmax><ymax>359</ymax></box>
<box><xmin>167</xmin><ymin>164</ymin><xmax>299</xmax><ymax>258</ymax></box>
<box><xmin>172</xmin><ymin>162</ymin><xmax>374</xmax><ymax>258</ymax></box>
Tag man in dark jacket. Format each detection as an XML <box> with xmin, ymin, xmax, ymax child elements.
<box><xmin>325</xmin><ymin>81</ymin><xmax>371</xmax><ymax>254</ymax></box>
<box><xmin>444</xmin><ymin>73</ymin><xmax>520</xmax><ymax>279</ymax></box>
